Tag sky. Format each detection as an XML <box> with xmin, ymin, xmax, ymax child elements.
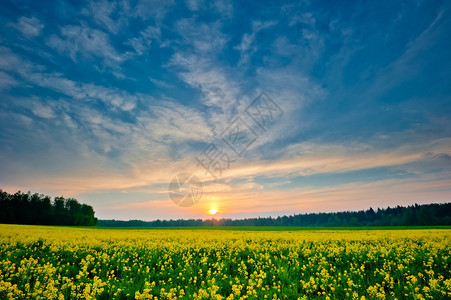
<box><xmin>0</xmin><ymin>0</ymin><xmax>450</xmax><ymax>221</ymax></box>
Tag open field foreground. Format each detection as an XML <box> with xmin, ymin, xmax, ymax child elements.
<box><xmin>0</xmin><ymin>225</ymin><xmax>450</xmax><ymax>299</ymax></box>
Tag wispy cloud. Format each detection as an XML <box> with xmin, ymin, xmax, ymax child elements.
<box><xmin>0</xmin><ymin>71</ymin><xmax>17</xmax><ymax>90</ymax></box>
<box><xmin>31</xmin><ymin>102</ymin><xmax>55</xmax><ymax>119</ymax></box>
<box><xmin>0</xmin><ymin>46</ymin><xmax>214</xmax><ymax>196</ymax></box>
<box><xmin>171</xmin><ymin>54</ymin><xmax>239</xmax><ymax>109</ymax></box>
<box><xmin>185</xmin><ymin>0</ymin><xmax>204</xmax><ymax>11</ymax></box>
<box><xmin>235</xmin><ymin>20</ymin><xmax>277</xmax><ymax>65</ymax></box>
<box><xmin>363</xmin><ymin>5</ymin><xmax>450</xmax><ymax>102</ymax></box>
<box><xmin>81</xmin><ymin>0</ymin><xmax>129</xmax><ymax>34</ymax></box>
<box><xmin>133</xmin><ymin>0</ymin><xmax>175</xmax><ymax>22</ymax></box>
<box><xmin>168</xmin><ymin>17</ymin><xmax>245</xmax><ymax>132</ymax></box>
<box><xmin>0</xmin><ymin>47</ymin><xmax>135</xmax><ymax>111</ymax></box>
<box><xmin>174</xmin><ymin>18</ymin><xmax>228</xmax><ymax>54</ymax></box>
<box><xmin>125</xmin><ymin>26</ymin><xmax>161</xmax><ymax>55</ymax></box>
<box><xmin>47</xmin><ymin>24</ymin><xmax>125</xmax><ymax>64</ymax></box>
<box><xmin>13</xmin><ymin>16</ymin><xmax>44</xmax><ymax>38</ymax></box>
<box><xmin>220</xmin><ymin>138</ymin><xmax>451</xmax><ymax>181</ymax></box>
<box><xmin>184</xmin><ymin>0</ymin><xmax>233</xmax><ymax>17</ymax></box>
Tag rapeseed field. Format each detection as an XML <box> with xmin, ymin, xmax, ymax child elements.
<box><xmin>0</xmin><ymin>225</ymin><xmax>450</xmax><ymax>299</ymax></box>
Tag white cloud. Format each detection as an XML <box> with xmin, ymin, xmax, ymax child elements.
<box><xmin>149</xmin><ymin>77</ymin><xmax>171</xmax><ymax>89</ymax></box>
<box><xmin>219</xmin><ymin>137</ymin><xmax>451</xmax><ymax>184</ymax></box>
<box><xmin>212</xmin><ymin>0</ymin><xmax>233</xmax><ymax>18</ymax></box>
<box><xmin>0</xmin><ymin>48</ymin><xmax>218</xmax><ymax>194</ymax></box>
<box><xmin>0</xmin><ymin>94</ymin><xmax>215</xmax><ymax>196</ymax></box>
<box><xmin>175</xmin><ymin>18</ymin><xmax>228</xmax><ymax>54</ymax></box>
<box><xmin>0</xmin><ymin>46</ymin><xmax>29</xmax><ymax>72</ymax></box>
<box><xmin>0</xmin><ymin>71</ymin><xmax>17</xmax><ymax>90</ymax></box>
<box><xmin>288</xmin><ymin>12</ymin><xmax>315</xmax><ymax>27</ymax></box>
<box><xmin>0</xmin><ymin>50</ymin><xmax>212</xmax><ymax>151</ymax></box>
<box><xmin>168</xmin><ymin>17</ymin><xmax>322</xmax><ymax>150</ymax></box>
<box><xmin>134</xmin><ymin>0</ymin><xmax>175</xmax><ymax>22</ymax></box>
<box><xmin>20</xmin><ymin>70</ymin><xmax>137</xmax><ymax>112</ymax></box>
<box><xmin>14</xmin><ymin>16</ymin><xmax>44</xmax><ymax>38</ymax></box>
<box><xmin>126</xmin><ymin>37</ymin><xmax>151</xmax><ymax>56</ymax></box>
<box><xmin>168</xmin><ymin>18</ymin><xmax>240</xmax><ymax>118</ymax></box>
<box><xmin>240</xmin><ymin>65</ymin><xmax>326</xmax><ymax>153</ymax></box>
<box><xmin>235</xmin><ymin>20</ymin><xmax>277</xmax><ymax>65</ymax></box>
<box><xmin>170</xmin><ymin>53</ymin><xmax>242</xmax><ymax>125</ymax></box>
<box><xmin>82</xmin><ymin>0</ymin><xmax>129</xmax><ymax>34</ymax></box>
<box><xmin>185</xmin><ymin>0</ymin><xmax>204</xmax><ymax>11</ymax></box>
<box><xmin>184</xmin><ymin>0</ymin><xmax>232</xmax><ymax>17</ymax></box>
<box><xmin>47</xmin><ymin>24</ymin><xmax>124</xmax><ymax>64</ymax></box>
<box><xmin>125</xmin><ymin>26</ymin><xmax>161</xmax><ymax>55</ymax></box>
<box><xmin>32</xmin><ymin>103</ymin><xmax>55</xmax><ymax>119</ymax></box>
<box><xmin>139</xmin><ymin>102</ymin><xmax>212</xmax><ymax>142</ymax></box>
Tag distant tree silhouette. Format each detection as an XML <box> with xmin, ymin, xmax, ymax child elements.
<box><xmin>0</xmin><ymin>189</ymin><xmax>97</xmax><ymax>226</ymax></box>
<box><xmin>97</xmin><ymin>203</ymin><xmax>451</xmax><ymax>227</ymax></box>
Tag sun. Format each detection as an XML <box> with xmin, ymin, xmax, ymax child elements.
<box><xmin>209</xmin><ymin>208</ymin><xmax>218</xmax><ymax>215</ymax></box>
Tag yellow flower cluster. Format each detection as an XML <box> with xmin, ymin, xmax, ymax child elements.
<box><xmin>0</xmin><ymin>225</ymin><xmax>450</xmax><ymax>299</ymax></box>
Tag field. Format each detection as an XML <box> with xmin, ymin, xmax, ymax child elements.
<box><xmin>0</xmin><ymin>225</ymin><xmax>450</xmax><ymax>299</ymax></box>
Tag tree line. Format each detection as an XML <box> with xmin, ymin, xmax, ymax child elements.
<box><xmin>0</xmin><ymin>190</ymin><xmax>97</xmax><ymax>226</ymax></box>
<box><xmin>98</xmin><ymin>202</ymin><xmax>451</xmax><ymax>227</ymax></box>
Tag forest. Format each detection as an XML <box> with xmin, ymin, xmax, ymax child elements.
<box><xmin>0</xmin><ymin>190</ymin><xmax>97</xmax><ymax>226</ymax></box>
<box><xmin>98</xmin><ymin>202</ymin><xmax>451</xmax><ymax>227</ymax></box>
<box><xmin>1</xmin><ymin>188</ymin><xmax>449</xmax><ymax>228</ymax></box>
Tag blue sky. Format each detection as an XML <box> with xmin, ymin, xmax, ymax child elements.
<box><xmin>0</xmin><ymin>0</ymin><xmax>450</xmax><ymax>220</ymax></box>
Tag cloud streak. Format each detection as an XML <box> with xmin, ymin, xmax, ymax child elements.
<box><xmin>13</xmin><ymin>16</ymin><xmax>44</xmax><ymax>38</ymax></box>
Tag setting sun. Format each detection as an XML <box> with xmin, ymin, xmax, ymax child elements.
<box><xmin>209</xmin><ymin>208</ymin><xmax>218</xmax><ymax>215</ymax></box>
